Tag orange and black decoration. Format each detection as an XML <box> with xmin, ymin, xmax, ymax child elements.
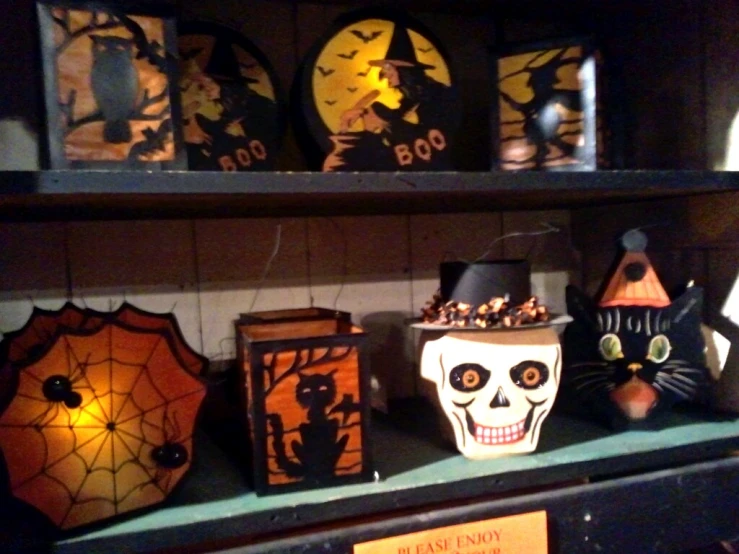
<box><xmin>178</xmin><ymin>22</ymin><xmax>284</xmax><ymax>171</ymax></box>
<box><xmin>236</xmin><ymin>309</ymin><xmax>373</xmax><ymax>495</ymax></box>
<box><xmin>37</xmin><ymin>1</ymin><xmax>186</xmax><ymax>169</ymax></box>
<box><xmin>294</xmin><ymin>8</ymin><xmax>460</xmax><ymax>171</ymax></box>
<box><xmin>494</xmin><ymin>37</ymin><xmax>604</xmax><ymax>171</ymax></box>
<box><xmin>561</xmin><ymin>230</ymin><xmax>711</xmax><ymax>430</ymax></box>
<box><xmin>0</xmin><ymin>302</ymin><xmax>207</xmax><ymax>529</ymax></box>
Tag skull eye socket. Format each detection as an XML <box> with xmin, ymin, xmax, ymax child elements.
<box><xmin>510</xmin><ymin>361</ymin><xmax>549</xmax><ymax>389</ymax></box>
<box><xmin>599</xmin><ymin>333</ymin><xmax>623</xmax><ymax>361</ymax></box>
<box><xmin>647</xmin><ymin>334</ymin><xmax>671</xmax><ymax>363</ymax></box>
<box><xmin>449</xmin><ymin>364</ymin><xmax>490</xmax><ymax>392</ymax></box>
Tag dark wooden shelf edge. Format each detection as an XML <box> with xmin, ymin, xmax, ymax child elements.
<box><xmin>0</xmin><ymin>170</ymin><xmax>737</xmax><ymax>220</ymax></box>
<box><xmin>234</xmin><ymin>456</ymin><xmax>739</xmax><ymax>554</ymax></box>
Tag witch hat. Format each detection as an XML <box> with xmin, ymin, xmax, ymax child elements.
<box><xmin>368</xmin><ymin>23</ymin><xmax>434</xmax><ymax>70</ymax></box>
<box><xmin>204</xmin><ymin>37</ymin><xmax>260</xmax><ymax>84</ymax></box>
<box><xmin>598</xmin><ymin>229</ymin><xmax>670</xmax><ymax>308</ymax></box>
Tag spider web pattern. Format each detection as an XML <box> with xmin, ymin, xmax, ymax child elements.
<box><xmin>0</xmin><ymin>322</ymin><xmax>206</xmax><ymax>529</ymax></box>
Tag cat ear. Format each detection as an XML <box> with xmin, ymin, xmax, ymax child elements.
<box><xmin>667</xmin><ymin>286</ymin><xmax>704</xmax><ymax>324</ymax></box>
<box><xmin>566</xmin><ymin>285</ymin><xmax>597</xmax><ymax>327</ymax></box>
<box><xmin>328</xmin><ymin>368</ymin><xmax>338</xmax><ymax>377</ymax></box>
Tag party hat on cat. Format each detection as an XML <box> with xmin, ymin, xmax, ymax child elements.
<box><xmin>598</xmin><ymin>229</ymin><xmax>670</xmax><ymax>308</ymax></box>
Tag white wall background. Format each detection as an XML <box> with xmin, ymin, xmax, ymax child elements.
<box><xmin>0</xmin><ymin>211</ymin><xmax>578</xmax><ymax>401</ymax></box>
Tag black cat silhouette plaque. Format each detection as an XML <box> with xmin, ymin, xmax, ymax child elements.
<box><xmin>294</xmin><ymin>8</ymin><xmax>460</xmax><ymax>171</ymax></box>
<box><xmin>37</xmin><ymin>1</ymin><xmax>186</xmax><ymax>169</ymax></box>
<box><xmin>561</xmin><ymin>230</ymin><xmax>713</xmax><ymax>429</ymax></box>
<box><xmin>236</xmin><ymin>308</ymin><xmax>374</xmax><ymax>495</ymax></box>
<box><xmin>493</xmin><ymin>37</ymin><xmax>608</xmax><ymax>171</ymax></box>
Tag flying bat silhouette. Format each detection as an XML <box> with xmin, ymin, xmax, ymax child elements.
<box><xmin>350</xmin><ymin>29</ymin><xmax>383</xmax><ymax>43</ymax></box>
<box><xmin>347</xmin><ymin>87</ymin><xmax>358</xmax><ymax>93</ymax></box>
<box><xmin>418</xmin><ymin>46</ymin><xmax>435</xmax><ymax>53</ymax></box>
<box><xmin>357</xmin><ymin>68</ymin><xmax>370</xmax><ymax>77</ymax></box>
<box><xmin>317</xmin><ymin>65</ymin><xmax>335</xmax><ymax>77</ymax></box>
<box><xmin>325</xmin><ymin>99</ymin><xmax>337</xmax><ymax>106</ymax></box>
<box><xmin>338</xmin><ymin>49</ymin><xmax>359</xmax><ymax>60</ymax></box>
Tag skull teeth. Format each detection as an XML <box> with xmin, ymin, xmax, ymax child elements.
<box><xmin>474</xmin><ymin>419</ymin><xmax>526</xmax><ymax>445</ymax></box>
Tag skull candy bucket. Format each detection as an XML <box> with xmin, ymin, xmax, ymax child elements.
<box><xmin>418</xmin><ymin>324</ymin><xmax>563</xmax><ymax>459</ymax></box>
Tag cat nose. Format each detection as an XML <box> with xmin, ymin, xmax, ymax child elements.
<box><xmin>627</xmin><ymin>363</ymin><xmax>643</xmax><ymax>373</ymax></box>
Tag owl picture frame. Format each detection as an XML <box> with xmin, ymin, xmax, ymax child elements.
<box><xmin>36</xmin><ymin>0</ymin><xmax>187</xmax><ymax>169</ymax></box>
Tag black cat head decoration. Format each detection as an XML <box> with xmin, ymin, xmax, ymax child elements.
<box><xmin>293</xmin><ymin>8</ymin><xmax>461</xmax><ymax>171</ymax></box>
<box><xmin>562</xmin><ymin>230</ymin><xmax>711</xmax><ymax>429</ymax></box>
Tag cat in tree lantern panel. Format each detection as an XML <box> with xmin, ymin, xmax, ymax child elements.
<box><xmin>178</xmin><ymin>22</ymin><xmax>284</xmax><ymax>171</ymax></box>
<box><xmin>495</xmin><ymin>39</ymin><xmax>600</xmax><ymax>170</ymax></box>
<box><xmin>37</xmin><ymin>3</ymin><xmax>185</xmax><ymax>169</ymax></box>
<box><xmin>562</xmin><ymin>230</ymin><xmax>712</xmax><ymax>429</ymax></box>
<box><xmin>297</xmin><ymin>9</ymin><xmax>460</xmax><ymax>171</ymax></box>
<box><xmin>259</xmin><ymin>346</ymin><xmax>366</xmax><ymax>492</ymax></box>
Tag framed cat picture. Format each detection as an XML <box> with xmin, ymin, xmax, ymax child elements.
<box><xmin>36</xmin><ymin>1</ymin><xmax>187</xmax><ymax>169</ymax></box>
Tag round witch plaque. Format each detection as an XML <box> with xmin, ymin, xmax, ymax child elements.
<box><xmin>294</xmin><ymin>9</ymin><xmax>460</xmax><ymax>171</ymax></box>
<box><xmin>178</xmin><ymin>21</ymin><xmax>285</xmax><ymax>171</ymax></box>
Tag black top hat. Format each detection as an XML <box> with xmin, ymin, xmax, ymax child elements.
<box><xmin>368</xmin><ymin>23</ymin><xmax>435</xmax><ymax>70</ymax></box>
<box><xmin>204</xmin><ymin>37</ymin><xmax>260</xmax><ymax>84</ymax></box>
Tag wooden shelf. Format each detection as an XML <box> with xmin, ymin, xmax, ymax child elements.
<box><xmin>3</xmin><ymin>403</ymin><xmax>738</xmax><ymax>553</ymax></box>
<box><xmin>0</xmin><ymin>170</ymin><xmax>737</xmax><ymax>220</ymax></box>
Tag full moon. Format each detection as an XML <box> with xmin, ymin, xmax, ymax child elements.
<box><xmin>312</xmin><ymin>19</ymin><xmax>451</xmax><ymax>134</ymax></box>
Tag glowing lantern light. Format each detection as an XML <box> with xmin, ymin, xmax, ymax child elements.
<box><xmin>0</xmin><ymin>302</ymin><xmax>207</xmax><ymax>529</ymax></box>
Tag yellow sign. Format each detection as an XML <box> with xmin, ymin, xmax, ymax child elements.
<box><xmin>354</xmin><ymin>510</ymin><xmax>547</xmax><ymax>554</ymax></box>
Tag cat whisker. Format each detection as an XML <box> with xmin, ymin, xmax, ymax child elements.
<box><xmin>575</xmin><ymin>381</ymin><xmax>612</xmax><ymax>393</ymax></box>
<box><xmin>669</xmin><ymin>373</ymin><xmax>701</xmax><ymax>387</ymax></box>
<box><xmin>573</xmin><ymin>378</ymin><xmax>612</xmax><ymax>389</ymax></box>
<box><xmin>570</xmin><ymin>371</ymin><xmax>614</xmax><ymax>381</ymax></box>
<box><xmin>661</xmin><ymin>359</ymin><xmax>691</xmax><ymax>366</ymax></box>
<box><xmin>654</xmin><ymin>376</ymin><xmax>695</xmax><ymax>398</ymax></box>
<box><xmin>655</xmin><ymin>371</ymin><xmax>695</xmax><ymax>386</ymax></box>
<box><xmin>667</xmin><ymin>367</ymin><xmax>705</xmax><ymax>375</ymax></box>
<box><xmin>663</xmin><ymin>383</ymin><xmax>692</xmax><ymax>400</ymax></box>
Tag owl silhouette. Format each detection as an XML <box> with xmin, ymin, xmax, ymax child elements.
<box><xmin>89</xmin><ymin>35</ymin><xmax>139</xmax><ymax>144</ymax></box>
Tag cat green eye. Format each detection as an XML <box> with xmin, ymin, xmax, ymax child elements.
<box><xmin>647</xmin><ymin>334</ymin><xmax>671</xmax><ymax>363</ymax></box>
<box><xmin>599</xmin><ymin>334</ymin><xmax>623</xmax><ymax>361</ymax></box>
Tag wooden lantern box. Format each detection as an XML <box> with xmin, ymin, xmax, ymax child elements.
<box><xmin>235</xmin><ymin>308</ymin><xmax>374</xmax><ymax>495</ymax></box>
<box><xmin>492</xmin><ymin>36</ymin><xmax>611</xmax><ymax>171</ymax></box>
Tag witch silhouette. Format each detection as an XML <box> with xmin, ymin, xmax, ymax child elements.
<box><xmin>325</xmin><ymin>22</ymin><xmax>458</xmax><ymax>171</ymax></box>
<box><xmin>498</xmin><ymin>48</ymin><xmax>587</xmax><ymax>169</ymax></box>
<box><xmin>180</xmin><ymin>35</ymin><xmax>279</xmax><ymax>171</ymax></box>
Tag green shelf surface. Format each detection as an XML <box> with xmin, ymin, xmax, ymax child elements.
<box><xmin>4</xmin><ymin>404</ymin><xmax>738</xmax><ymax>553</ymax></box>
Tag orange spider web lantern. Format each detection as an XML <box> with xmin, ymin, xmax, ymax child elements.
<box><xmin>0</xmin><ymin>303</ymin><xmax>207</xmax><ymax>529</ymax></box>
